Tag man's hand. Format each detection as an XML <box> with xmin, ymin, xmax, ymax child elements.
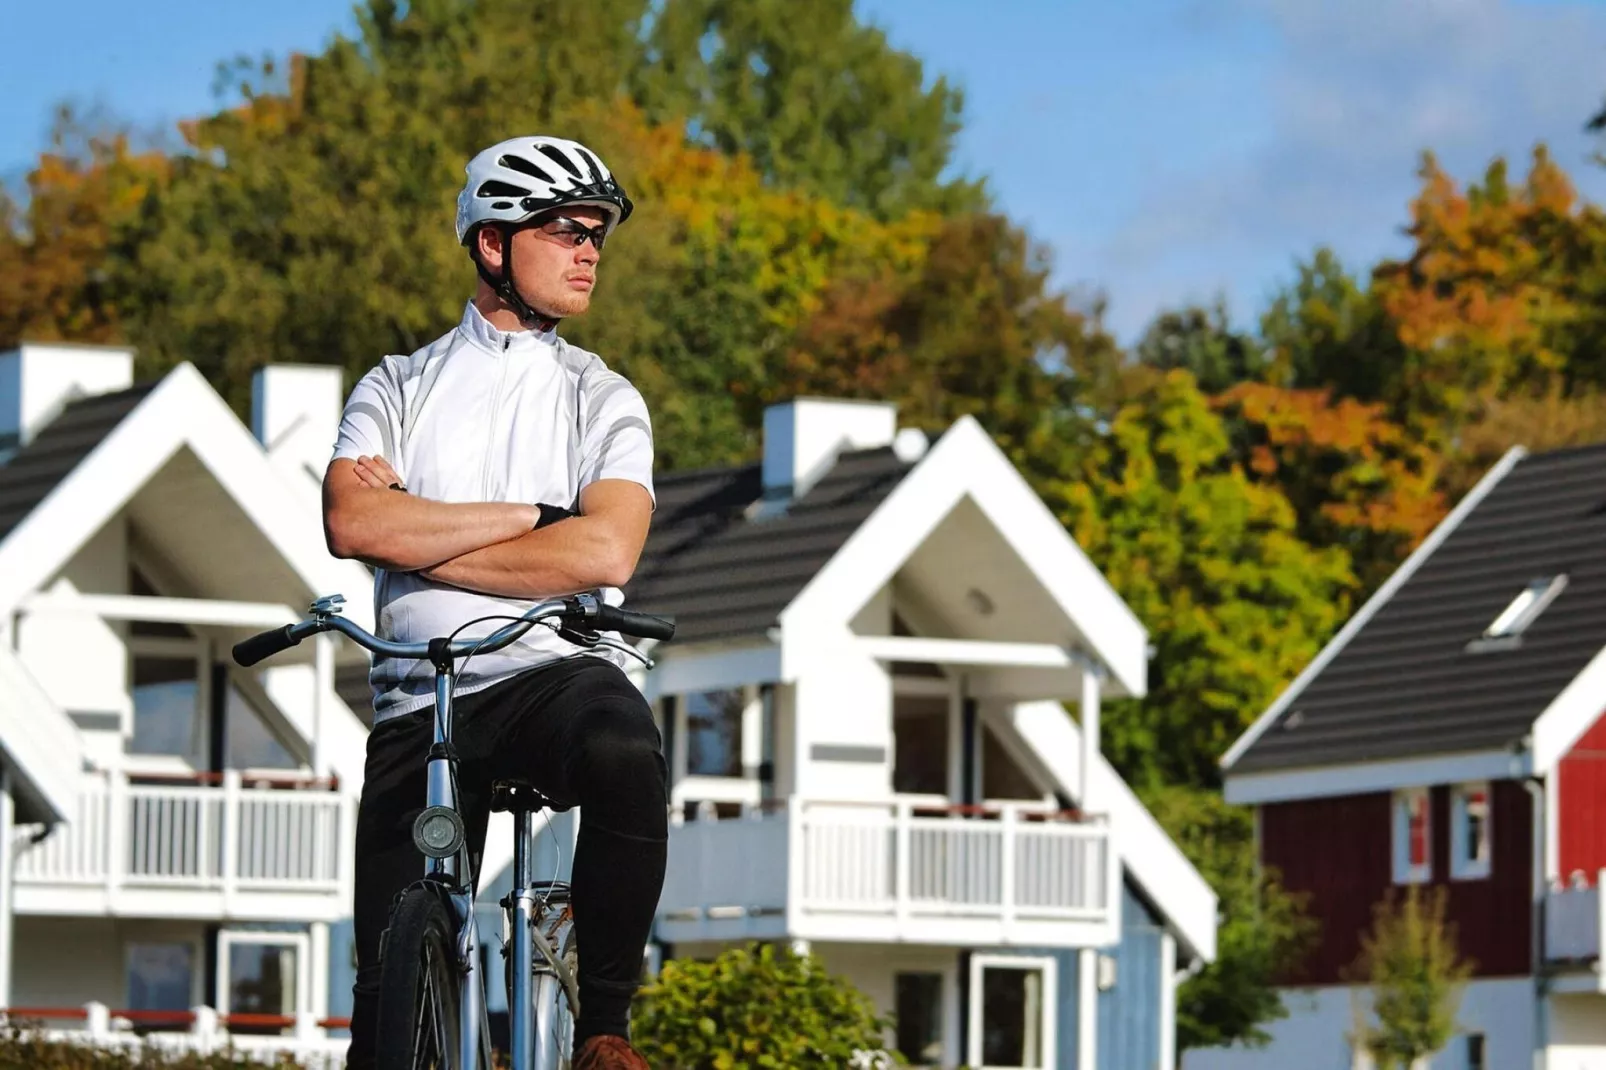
<box><xmin>351</xmin><ymin>454</ymin><xmax>406</xmax><ymax>491</ymax></box>
<box><xmin>322</xmin><ymin>457</ymin><xmax>537</xmax><ymax>571</ymax></box>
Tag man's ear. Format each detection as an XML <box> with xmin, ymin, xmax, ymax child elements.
<box><xmin>475</xmin><ymin>226</ymin><xmax>504</xmax><ymax>272</ymax></box>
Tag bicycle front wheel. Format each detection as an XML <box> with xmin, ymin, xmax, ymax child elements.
<box><xmin>376</xmin><ymin>886</ymin><xmax>464</xmax><ymax>1070</ymax></box>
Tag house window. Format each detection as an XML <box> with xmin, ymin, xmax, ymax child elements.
<box><xmin>225</xmin><ymin>684</ymin><xmax>299</xmax><ymax>771</ymax></box>
<box><xmin>129</xmin><ymin>649</ymin><xmax>206</xmax><ymax>764</ymax></box>
<box><xmin>1392</xmin><ymin>787</ymin><xmax>1432</xmax><ymax>884</ymax></box>
<box><xmin>218</xmin><ymin>931</ymin><xmax>305</xmax><ymax>1034</ymax></box>
<box><xmin>684</xmin><ymin>690</ymin><xmax>745</xmax><ymax>778</ymax></box>
<box><xmin>1472</xmin><ymin>575</ymin><xmax>1568</xmax><ymax>649</ymax></box>
<box><xmin>968</xmin><ymin>955</ymin><xmax>1056</xmax><ymax>1070</ymax></box>
<box><xmin>894</xmin><ymin>972</ymin><xmax>943</xmax><ymax>1067</ymax></box>
<box><xmin>127</xmin><ymin>942</ymin><xmax>195</xmax><ymax>1014</ymax></box>
<box><xmin>1451</xmin><ymin>783</ymin><xmax>1492</xmax><ymax>880</ymax></box>
<box><xmin>1466</xmin><ymin>1033</ymin><xmax>1486</xmax><ymax>1070</ymax></box>
<box><xmin>893</xmin><ymin>694</ymin><xmax>949</xmax><ymax>796</ymax></box>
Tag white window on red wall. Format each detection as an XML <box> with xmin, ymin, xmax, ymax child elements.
<box><xmin>1451</xmin><ymin>782</ymin><xmax>1493</xmax><ymax>880</ymax></box>
<box><xmin>1393</xmin><ymin>787</ymin><xmax>1432</xmax><ymax>884</ymax></box>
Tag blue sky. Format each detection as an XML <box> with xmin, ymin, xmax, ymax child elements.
<box><xmin>4</xmin><ymin>0</ymin><xmax>1605</xmax><ymax>340</ymax></box>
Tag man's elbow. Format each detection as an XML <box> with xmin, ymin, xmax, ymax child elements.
<box><xmin>596</xmin><ymin>541</ymin><xmax>641</xmax><ymax>590</ymax></box>
<box><xmin>323</xmin><ymin>509</ymin><xmax>367</xmax><ymax>561</ymax></box>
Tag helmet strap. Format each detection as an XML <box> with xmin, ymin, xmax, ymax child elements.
<box><xmin>473</xmin><ymin>224</ymin><xmax>559</xmax><ymax>332</ymax></box>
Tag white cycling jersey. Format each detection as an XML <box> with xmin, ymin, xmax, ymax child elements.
<box><xmin>331</xmin><ymin>301</ymin><xmax>655</xmax><ymax>724</ymax></box>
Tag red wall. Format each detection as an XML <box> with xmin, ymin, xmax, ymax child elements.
<box><xmin>1559</xmin><ymin>709</ymin><xmax>1606</xmax><ymax>882</ymax></box>
<box><xmin>1260</xmin><ymin>781</ymin><xmax>1532</xmax><ymax>985</ymax></box>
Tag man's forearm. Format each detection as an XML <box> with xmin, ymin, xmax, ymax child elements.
<box><xmin>422</xmin><ymin>514</ymin><xmax>634</xmax><ymax>598</ymax></box>
<box><xmin>325</xmin><ymin>487</ymin><xmax>538</xmax><ymax>572</ymax></box>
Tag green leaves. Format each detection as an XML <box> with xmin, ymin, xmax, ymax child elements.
<box><xmin>631</xmin><ymin>944</ymin><xmax>900</xmax><ymax>1069</ymax></box>
<box><xmin>1345</xmin><ymin>886</ymin><xmax>1473</xmax><ymax>1069</ymax></box>
<box><xmin>1143</xmin><ymin>786</ymin><xmax>1318</xmax><ymax>1053</ymax></box>
<box><xmin>1055</xmin><ymin>369</ymin><xmax>1354</xmax><ymax>790</ymax></box>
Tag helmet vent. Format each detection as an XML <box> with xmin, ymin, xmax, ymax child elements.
<box><xmin>536</xmin><ymin>144</ymin><xmax>584</xmax><ymax>178</ymax></box>
<box><xmin>477</xmin><ymin>180</ymin><xmax>530</xmax><ymax>198</ymax></box>
<box><xmin>499</xmin><ymin>155</ymin><xmax>557</xmax><ymax>184</ymax></box>
<box><xmin>491</xmin><ymin>201</ymin><xmax>514</xmax><ymax>210</ymax></box>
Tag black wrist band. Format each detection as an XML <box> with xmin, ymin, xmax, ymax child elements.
<box><xmin>534</xmin><ymin>503</ymin><xmax>578</xmax><ymax>529</ymax></box>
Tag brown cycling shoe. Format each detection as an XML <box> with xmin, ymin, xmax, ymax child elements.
<box><xmin>572</xmin><ymin>1035</ymin><xmax>650</xmax><ymax>1070</ymax></box>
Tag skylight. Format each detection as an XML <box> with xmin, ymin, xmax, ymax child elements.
<box><xmin>1480</xmin><ymin>575</ymin><xmax>1568</xmax><ymax>642</ymax></box>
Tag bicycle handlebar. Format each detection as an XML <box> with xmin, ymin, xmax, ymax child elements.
<box><xmin>230</xmin><ymin>593</ymin><xmax>674</xmax><ymax>668</ymax></box>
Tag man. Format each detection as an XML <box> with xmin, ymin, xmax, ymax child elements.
<box><xmin>323</xmin><ymin>135</ymin><xmax>665</xmax><ymax>1070</ymax></box>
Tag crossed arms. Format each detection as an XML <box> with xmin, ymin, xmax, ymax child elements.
<box><xmin>321</xmin><ymin>454</ymin><xmax>652</xmax><ymax>599</ymax></box>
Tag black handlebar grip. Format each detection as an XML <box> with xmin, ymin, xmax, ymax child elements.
<box><xmin>593</xmin><ymin>606</ymin><xmax>676</xmax><ymax>642</ymax></box>
<box><xmin>232</xmin><ymin>624</ymin><xmax>299</xmax><ymax>667</ymax></box>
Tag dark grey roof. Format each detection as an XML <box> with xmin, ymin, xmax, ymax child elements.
<box><xmin>624</xmin><ymin>446</ymin><xmax>914</xmax><ymax>645</ymax></box>
<box><xmin>1230</xmin><ymin>442</ymin><xmax>1606</xmax><ymax>774</ymax></box>
<box><xmin>0</xmin><ymin>384</ymin><xmax>158</xmax><ymax>541</ymax></box>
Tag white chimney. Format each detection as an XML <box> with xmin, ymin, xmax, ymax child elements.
<box><xmin>761</xmin><ymin>397</ymin><xmax>898</xmax><ymax>503</ymax></box>
<box><xmin>251</xmin><ymin>364</ymin><xmax>346</xmax><ymax>485</ymax></box>
<box><xmin>0</xmin><ymin>343</ymin><xmax>135</xmax><ymax>455</ymax></box>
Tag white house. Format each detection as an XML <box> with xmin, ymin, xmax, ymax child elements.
<box><xmin>0</xmin><ymin>343</ymin><xmax>1217</xmax><ymax>1069</ymax></box>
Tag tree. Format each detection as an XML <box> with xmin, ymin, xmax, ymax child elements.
<box><xmin>0</xmin><ymin>109</ymin><xmax>167</xmax><ymax>348</ymax></box>
<box><xmin>105</xmin><ymin>6</ymin><xmax>942</xmax><ymax>469</ymax></box>
<box><xmin>1134</xmin><ymin>299</ymin><xmax>1265</xmax><ymax>394</ymax></box>
<box><xmin>1053</xmin><ymin>368</ymin><xmax>1354</xmax><ymax>788</ymax></box>
<box><xmin>631</xmin><ymin>943</ymin><xmax>899</xmax><ymax>1068</ymax></box>
<box><xmin>1142</xmin><ymin>786</ymin><xmax>1316</xmax><ymax>1054</ymax></box>
<box><xmin>775</xmin><ymin>212</ymin><xmax>1119</xmax><ymax>487</ymax></box>
<box><xmin>635</xmin><ymin>0</ymin><xmax>976</xmax><ymax>219</ymax></box>
<box><xmin>1370</xmin><ymin>147</ymin><xmax>1606</xmax><ymax>448</ymax></box>
<box><xmin>1259</xmin><ymin>247</ymin><xmax>1402</xmax><ymax>401</ymax></box>
<box><xmin>1345</xmin><ymin>886</ymin><xmax>1473</xmax><ymax>1070</ymax></box>
<box><xmin>1214</xmin><ymin>383</ymin><xmax>1444</xmax><ymax>594</ymax></box>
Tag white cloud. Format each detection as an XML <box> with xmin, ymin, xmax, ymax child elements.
<box><xmin>1093</xmin><ymin>0</ymin><xmax>1606</xmax><ymax>339</ymax></box>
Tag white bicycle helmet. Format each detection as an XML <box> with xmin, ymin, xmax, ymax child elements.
<box><xmin>455</xmin><ymin>135</ymin><xmax>634</xmax><ymax>246</ymax></box>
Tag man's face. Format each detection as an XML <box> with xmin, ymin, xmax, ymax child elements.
<box><xmin>478</xmin><ymin>204</ymin><xmax>610</xmax><ymax>320</ymax></box>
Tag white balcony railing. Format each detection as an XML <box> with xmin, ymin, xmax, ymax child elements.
<box><xmin>15</xmin><ymin>771</ymin><xmax>350</xmax><ymax>920</ymax></box>
<box><xmin>659</xmin><ymin>796</ymin><xmax>1116</xmax><ymax>948</ymax></box>
<box><xmin>1547</xmin><ymin>870</ymin><xmax>1606</xmax><ymax>965</ymax></box>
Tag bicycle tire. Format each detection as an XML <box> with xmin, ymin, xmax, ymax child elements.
<box><xmin>376</xmin><ymin>886</ymin><xmax>464</xmax><ymax>1070</ymax></box>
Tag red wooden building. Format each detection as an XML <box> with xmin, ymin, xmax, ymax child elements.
<box><xmin>1190</xmin><ymin>442</ymin><xmax>1606</xmax><ymax>1070</ymax></box>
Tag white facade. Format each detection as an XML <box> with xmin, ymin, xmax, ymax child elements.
<box><xmin>0</xmin><ymin>348</ymin><xmax>1218</xmax><ymax>1068</ymax></box>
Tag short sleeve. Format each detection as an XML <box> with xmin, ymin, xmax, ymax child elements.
<box><xmin>331</xmin><ymin>363</ymin><xmax>405</xmax><ymax>476</ymax></box>
<box><xmin>578</xmin><ymin>370</ymin><xmax>655</xmax><ymax>506</ymax></box>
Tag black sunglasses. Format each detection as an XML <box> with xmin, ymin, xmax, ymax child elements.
<box><xmin>521</xmin><ymin>210</ymin><xmax>610</xmax><ymax>251</ymax></box>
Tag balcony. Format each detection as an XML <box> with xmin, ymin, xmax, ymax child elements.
<box><xmin>657</xmin><ymin>796</ymin><xmax>1118</xmax><ymax>949</ymax></box>
<box><xmin>14</xmin><ymin>771</ymin><xmax>353</xmax><ymax>922</ymax></box>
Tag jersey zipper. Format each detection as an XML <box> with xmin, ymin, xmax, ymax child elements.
<box><xmin>481</xmin><ymin>337</ymin><xmax>511</xmax><ymax>498</ymax></box>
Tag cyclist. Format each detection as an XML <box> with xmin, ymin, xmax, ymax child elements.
<box><xmin>322</xmin><ymin>135</ymin><xmax>665</xmax><ymax>1070</ymax></box>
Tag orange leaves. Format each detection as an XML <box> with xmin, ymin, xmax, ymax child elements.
<box><xmin>0</xmin><ymin>122</ymin><xmax>168</xmax><ymax>348</ymax></box>
<box><xmin>1217</xmin><ymin>382</ymin><xmax>1446</xmax><ymax>586</ymax></box>
<box><xmin>1372</xmin><ymin>147</ymin><xmax>1594</xmax><ymax>440</ymax></box>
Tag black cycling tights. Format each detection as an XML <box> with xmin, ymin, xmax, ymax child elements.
<box><xmin>345</xmin><ymin>657</ymin><xmax>669</xmax><ymax>1068</ymax></box>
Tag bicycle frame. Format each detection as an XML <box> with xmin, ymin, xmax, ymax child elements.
<box><xmin>233</xmin><ymin>591</ymin><xmax>669</xmax><ymax>1070</ymax></box>
<box><xmin>425</xmin><ymin>655</ymin><xmax>579</xmax><ymax>1070</ymax></box>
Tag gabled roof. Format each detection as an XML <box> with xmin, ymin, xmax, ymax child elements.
<box><xmin>1224</xmin><ymin>442</ymin><xmax>1606</xmax><ymax>778</ymax></box>
<box><xmin>0</xmin><ymin>384</ymin><xmax>157</xmax><ymax>541</ymax></box>
<box><xmin>624</xmin><ymin>447</ymin><xmax>912</xmax><ymax>645</ymax></box>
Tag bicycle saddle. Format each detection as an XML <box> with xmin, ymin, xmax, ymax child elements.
<box><xmin>490</xmin><ymin>779</ymin><xmax>571</xmax><ymax>814</ymax></box>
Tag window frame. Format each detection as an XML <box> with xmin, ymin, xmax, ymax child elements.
<box><xmin>670</xmin><ymin>685</ymin><xmax>762</xmax><ymax>809</ymax></box>
<box><xmin>125</xmin><ymin>937</ymin><xmax>205</xmax><ymax>1015</ymax></box>
<box><xmin>126</xmin><ymin>635</ymin><xmax>210</xmax><ymax>773</ymax></box>
<box><xmin>1392</xmin><ymin>786</ymin><xmax>1433</xmax><ymax>885</ymax></box>
<box><xmin>966</xmin><ymin>953</ymin><xmax>1057</xmax><ymax>1070</ymax></box>
<box><xmin>1450</xmin><ymin>782</ymin><xmax>1493</xmax><ymax>881</ymax></box>
<box><xmin>215</xmin><ymin>929</ymin><xmax>311</xmax><ymax>1026</ymax></box>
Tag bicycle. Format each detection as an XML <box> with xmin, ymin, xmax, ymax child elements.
<box><xmin>232</xmin><ymin>590</ymin><xmax>674</xmax><ymax>1070</ymax></box>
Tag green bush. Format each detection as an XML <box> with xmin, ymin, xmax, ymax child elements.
<box><xmin>631</xmin><ymin>943</ymin><xmax>902</xmax><ymax>1069</ymax></box>
<box><xmin>0</xmin><ymin>1025</ymin><xmax>310</xmax><ymax>1069</ymax></box>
